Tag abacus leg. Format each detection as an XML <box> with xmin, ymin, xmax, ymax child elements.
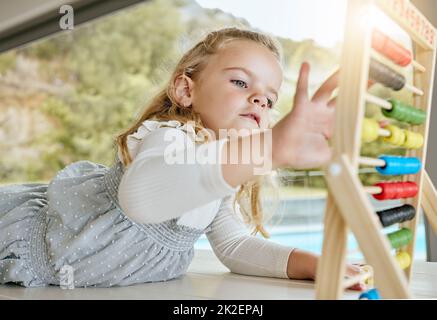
<box><xmin>322</xmin><ymin>155</ymin><xmax>411</xmax><ymax>298</ymax></box>
<box><xmin>421</xmin><ymin>170</ymin><xmax>437</xmax><ymax>235</ymax></box>
<box><xmin>315</xmin><ymin>193</ymin><xmax>348</xmax><ymax>299</ymax></box>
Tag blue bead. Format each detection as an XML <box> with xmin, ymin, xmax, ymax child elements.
<box><xmin>359</xmin><ymin>288</ymin><xmax>381</xmax><ymax>300</ymax></box>
<box><xmin>376</xmin><ymin>156</ymin><xmax>421</xmax><ymax>175</ymax></box>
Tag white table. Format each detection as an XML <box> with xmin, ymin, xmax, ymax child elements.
<box><xmin>1</xmin><ymin>249</ymin><xmax>436</xmax><ymax>300</ymax></box>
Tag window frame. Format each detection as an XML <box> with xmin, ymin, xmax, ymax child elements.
<box><xmin>0</xmin><ymin>0</ymin><xmax>147</xmax><ymax>53</ymax></box>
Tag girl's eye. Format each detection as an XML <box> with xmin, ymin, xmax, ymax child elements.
<box><xmin>231</xmin><ymin>79</ymin><xmax>274</xmax><ymax>109</ymax></box>
<box><xmin>231</xmin><ymin>79</ymin><xmax>248</xmax><ymax>88</ymax></box>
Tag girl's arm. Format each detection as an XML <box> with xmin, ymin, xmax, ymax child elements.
<box><xmin>118</xmin><ymin>127</ymin><xmax>238</xmax><ymax>224</ymax></box>
<box><xmin>206</xmin><ymin>195</ymin><xmax>295</xmax><ymax>279</ymax></box>
<box><xmin>205</xmin><ymin>195</ymin><xmax>319</xmax><ymax>281</ymax></box>
<box><xmin>208</xmin><ymin>196</ymin><xmax>366</xmax><ymax>289</ymax></box>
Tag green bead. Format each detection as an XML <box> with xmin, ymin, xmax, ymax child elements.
<box><xmin>387</xmin><ymin>228</ymin><xmax>413</xmax><ymax>249</ymax></box>
<box><xmin>383</xmin><ymin>99</ymin><xmax>426</xmax><ymax>125</ymax></box>
<box><xmin>410</xmin><ymin>108</ymin><xmax>427</xmax><ymax>125</ymax></box>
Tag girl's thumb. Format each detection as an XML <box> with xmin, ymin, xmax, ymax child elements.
<box><xmin>294</xmin><ymin>62</ymin><xmax>310</xmax><ymax>104</ymax></box>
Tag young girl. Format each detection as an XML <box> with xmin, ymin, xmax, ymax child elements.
<box><xmin>0</xmin><ymin>27</ymin><xmax>365</xmax><ymax>290</ymax></box>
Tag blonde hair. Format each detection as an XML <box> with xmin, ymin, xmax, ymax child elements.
<box><xmin>116</xmin><ymin>27</ymin><xmax>282</xmax><ymax>238</ymax></box>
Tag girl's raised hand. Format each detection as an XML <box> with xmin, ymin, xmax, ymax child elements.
<box><xmin>272</xmin><ymin>62</ymin><xmax>338</xmax><ymax>170</ymax></box>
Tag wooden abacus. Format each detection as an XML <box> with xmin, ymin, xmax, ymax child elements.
<box><xmin>315</xmin><ymin>0</ymin><xmax>437</xmax><ymax>299</ymax></box>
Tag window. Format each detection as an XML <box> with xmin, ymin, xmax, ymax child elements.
<box><xmin>0</xmin><ymin>0</ymin><xmax>427</xmax><ymax>261</ymax></box>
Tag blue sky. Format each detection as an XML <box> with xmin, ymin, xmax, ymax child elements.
<box><xmin>196</xmin><ymin>0</ymin><xmax>348</xmax><ymax>48</ymax></box>
<box><xmin>195</xmin><ymin>0</ymin><xmax>408</xmax><ymax>48</ymax></box>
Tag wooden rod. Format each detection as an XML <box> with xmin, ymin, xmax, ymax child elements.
<box><xmin>379</xmin><ymin>128</ymin><xmax>391</xmax><ymax>137</ymax></box>
<box><xmin>364</xmin><ymin>186</ymin><xmax>383</xmax><ymax>195</ymax></box>
<box><xmin>365</xmin><ymin>93</ymin><xmax>392</xmax><ymax>110</ymax></box>
<box><xmin>404</xmin><ymin>83</ymin><xmax>424</xmax><ymax>96</ymax></box>
<box><xmin>412</xmin><ymin>60</ymin><xmax>426</xmax><ymax>72</ymax></box>
<box><xmin>359</xmin><ymin>156</ymin><xmax>385</xmax><ymax>167</ymax></box>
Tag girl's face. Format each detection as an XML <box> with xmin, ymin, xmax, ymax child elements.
<box><xmin>191</xmin><ymin>40</ymin><xmax>283</xmax><ymax>135</ymax></box>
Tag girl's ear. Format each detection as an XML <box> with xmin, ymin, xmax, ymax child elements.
<box><xmin>173</xmin><ymin>74</ymin><xmax>195</xmax><ymax>108</ymax></box>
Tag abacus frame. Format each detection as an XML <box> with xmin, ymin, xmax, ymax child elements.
<box><xmin>315</xmin><ymin>0</ymin><xmax>437</xmax><ymax>299</ymax></box>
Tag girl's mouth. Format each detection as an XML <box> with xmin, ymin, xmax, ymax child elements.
<box><xmin>240</xmin><ymin>113</ymin><xmax>260</xmax><ymax>127</ymax></box>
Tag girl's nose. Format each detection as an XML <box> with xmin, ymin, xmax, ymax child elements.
<box><xmin>250</xmin><ymin>95</ymin><xmax>268</xmax><ymax>108</ymax></box>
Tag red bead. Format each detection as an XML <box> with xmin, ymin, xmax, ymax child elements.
<box><xmin>372</xmin><ymin>181</ymin><xmax>418</xmax><ymax>200</ymax></box>
<box><xmin>401</xmin><ymin>181</ymin><xmax>419</xmax><ymax>198</ymax></box>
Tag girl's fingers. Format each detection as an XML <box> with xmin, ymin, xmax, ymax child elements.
<box><xmin>321</xmin><ymin>107</ymin><xmax>335</xmax><ymax>138</ymax></box>
<box><xmin>294</xmin><ymin>62</ymin><xmax>310</xmax><ymax>104</ymax></box>
<box><xmin>319</xmin><ymin>144</ymin><xmax>332</xmax><ymax>164</ymax></box>
<box><xmin>312</xmin><ymin>69</ymin><xmax>339</xmax><ymax>103</ymax></box>
<box><xmin>327</xmin><ymin>96</ymin><xmax>337</xmax><ymax>108</ymax></box>
<box><xmin>323</xmin><ymin>126</ymin><xmax>333</xmax><ymax>140</ymax></box>
<box><xmin>344</xmin><ymin>264</ymin><xmax>368</xmax><ymax>291</ymax></box>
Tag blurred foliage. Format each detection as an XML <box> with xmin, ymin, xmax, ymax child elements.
<box><xmin>0</xmin><ymin>0</ymin><xmax>415</xmax><ymax>189</ymax></box>
<box><xmin>0</xmin><ymin>52</ymin><xmax>16</xmax><ymax>74</ymax></box>
<box><xmin>2</xmin><ymin>0</ymin><xmax>184</xmax><ymax>182</ymax></box>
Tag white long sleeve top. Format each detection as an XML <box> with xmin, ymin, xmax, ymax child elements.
<box><xmin>117</xmin><ymin>119</ymin><xmax>295</xmax><ymax>279</ymax></box>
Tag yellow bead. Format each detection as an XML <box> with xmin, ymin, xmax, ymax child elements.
<box><xmin>362</xmin><ymin>118</ymin><xmax>380</xmax><ymax>143</ymax></box>
<box><xmin>403</xmin><ymin>130</ymin><xmax>424</xmax><ymax>149</ymax></box>
<box><xmin>384</xmin><ymin>125</ymin><xmax>406</xmax><ymax>146</ymax></box>
<box><xmin>395</xmin><ymin>251</ymin><xmax>411</xmax><ymax>269</ymax></box>
<box><xmin>361</xmin><ymin>264</ymin><xmax>374</xmax><ymax>287</ymax></box>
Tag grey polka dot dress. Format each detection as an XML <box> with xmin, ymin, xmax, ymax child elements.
<box><xmin>0</xmin><ymin>159</ymin><xmax>205</xmax><ymax>287</ymax></box>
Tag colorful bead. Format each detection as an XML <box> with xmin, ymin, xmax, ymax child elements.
<box><xmin>372</xmin><ymin>30</ymin><xmax>412</xmax><ymax>67</ymax></box>
<box><xmin>376</xmin><ymin>204</ymin><xmax>416</xmax><ymax>227</ymax></box>
<box><xmin>384</xmin><ymin>99</ymin><xmax>426</xmax><ymax>125</ymax></box>
<box><xmin>362</xmin><ymin>118</ymin><xmax>380</xmax><ymax>143</ymax></box>
<box><xmin>387</xmin><ymin>228</ymin><xmax>413</xmax><ymax>249</ymax></box>
<box><xmin>372</xmin><ymin>182</ymin><xmax>418</xmax><ymax>201</ymax></box>
<box><xmin>359</xmin><ymin>288</ymin><xmax>381</xmax><ymax>300</ymax></box>
<box><xmin>384</xmin><ymin>125</ymin><xmax>406</xmax><ymax>146</ymax></box>
<box><xmin>376</xmin><ymin>156</ymin><xmax>421</xmax><ymax>175</ymax></box>
<box><xmin>360</xmin><ymin>264</ymin><xmax>374</xmax><ymax>286</ymax></box>
<box><xmin>369</xmin><ymin>58</ymin><xmax>405</xmax><ymax>91</ymax></box>
<box><xmin>395</xmin><ymin>251</ymin><xmax>411</xmax><ymax>269</ymax></box>
<box><xmin>403</xmin><ymin>130</ymin><xmax>424</xmax><ymax>149</ymax></box>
